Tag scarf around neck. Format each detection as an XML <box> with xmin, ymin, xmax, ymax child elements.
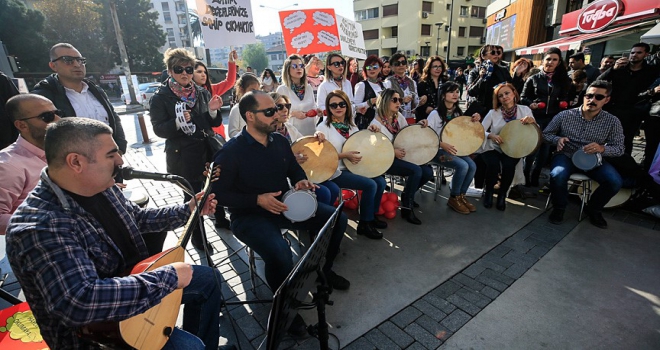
<box><xmin>168</xmin><ymin>77</ymin><xmax>196</xmax><ymax>109</ymax></box>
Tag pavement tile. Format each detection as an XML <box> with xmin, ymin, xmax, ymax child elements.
<box><xmin>501</xmin><ymin>236</ymin><xmax>536</xmax><ymax>253</ymax></box>
<box><xmin>343</xmin><ymin>337</ymin><xmax>377</xmax><ymax>350</ymax></box>
<box><xmin>487</xmin><ymin>245</ymin><xmax>512</xmax><ymax>258</ymax></box>
<box><xmin>430</xmin><ymin>280</ymin><xmax>462</xmax><ymax>298</ymax></box>
<box><xmin>415</xmin><ymin>314</ymin><xmax>453</xmax><ymax>342</ymax></box>
<box><xmin>501</xmin><ymin>250</ymin><xmax>538</xmax><ymax>268</ymax></box>
<box><xmin>391</xmin><ymin>306</ymin><xmax>423</xmax><ymax>328</ymax></box>
<box><xmin>403</xmin><ymin>322</ymin><xmax>443</xmax><ymax>349</ymax></box>
<box><xmin>450</xmin><ymin>273</ymin><xmax>485</xmax><ymax>293</ymax></box>
<box><xmin>462</xmin><ymin>264</ymin><xmax>486</xmax><ymax>278</ymax></box>
<box><xmin>503</xmin><ymin>263</ymin><xmax>530</xmax><ymax>279</ymax></box>
<box><xmin>236</xmin><ymin>313</ymin><xmax>265</xmax><ymax>341</ymax></box>
<box><xmin>422</xmin><ymin>294</ymin><xmax>457</xmax><ymax>315</ymax></box>
<box><xmin>404</xmin><ymin>342</ymin><xmax>429</xmax><ymax>350</ymax></box>
<box><xmin>378</xmin><ymin>321</ymin><xmax>415</xmax><ymax>348</ymax></box>
<box><xmin>473</xmin><ymin>259</ymin><xmax>507</xmax><ymax>273</ymax></box>
<box><xmin>480</xmin><ymin>268</ymin><xmax>516</xmax><ymax>286</ymax></box>
<box><xmin>480</xmin><ymin>253</ymin><xmax>515</xmax><ymax>269</ymax></box>
<box><xmin>364</xmin><ymin>328</ymin><xmax>402</xmax><ymax>350</ymax></box>
<box><xmin>454</xmin><ymin>288</ymin><xmax>491</xmax><ymax>308</ymax></box>
<box><xmin>526</xmin><ymin>245</ymin><xmax>552</xmax><ymax>259</ymax></box>
<box><xmin>412</xmin><ymin>299</ymin><xmax>447</xmax><ymax>322</ymax></box>
<box><xmin>440</xmin><ymin>309</ymin><xmax>471</xmax><ymax>332</ymax></box>
<box><xmin>479</xmin><ymin>285</ymin><xmax>501</xmax><ymax>299</ymax></box>
<box><xmin>446</xmin><ymin>294</ymin><xmax>481</xmax><ymax>316</ymax></box>
<box><xmin>474</xmin><ymin>274</ymin><xmax>508</xmax><ymax>292</ymax></box>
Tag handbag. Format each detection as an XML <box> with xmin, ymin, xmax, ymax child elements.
<box><xmin>204</xmin><ymin>130</ymin><xmax>226</xmax><ymax>155</ymax></box>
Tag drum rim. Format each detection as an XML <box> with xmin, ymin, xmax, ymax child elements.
<box><xmin>341</xmin><ymin>130</ymin><xmax>395</xmax><ymax>178</ymax></box>
<box><xmin>392</xmin><ymin>124</ymin><xmax>440</xmax><ymax>165</ymax></box>
<box><xmin>499</xmin><ymin>121</ymin><xmax>542</xmax><ymax>158</ymax></box>
<box><xmin>282</xmin><ymin>189</ymin><xmax>318</xmax><ymax>221</ymax></box>
<box><xmin>440</xmin><ymin>116</ymin><xmax>485</xmax><ymax>157</ymax></box>
<box><xmin>291</xmin><ymin>136</ymin><xmax>340</xmax><ymax>183</ymax></box>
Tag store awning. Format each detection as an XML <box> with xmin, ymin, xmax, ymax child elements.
<box><xmin>516</xmin><ymin>22</ymin><xmax>651</xmax><ymax>56</ymax></box>
<box><xmin>641</xmin><ymin>22</ymin><xmax>660</xmax><ymax>44</ymax></box>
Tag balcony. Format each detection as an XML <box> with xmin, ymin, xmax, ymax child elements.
<box><xmin>381</xmin><ymin>16</ymin><xmax>397</xmax><ymax>27</ymax></box>
<box><xmin>381</xmin><ymin>37</ymin><xmax>398</xmax><ymax>48</ymax></box>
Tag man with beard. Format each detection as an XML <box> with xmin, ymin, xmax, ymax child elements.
<box><xmin>211</xmin><ymin>91</ymin><xmax>350</xmax><ymax>336</ymax></box>
<box><xmin>543</xmin><ymin>81</ymin><xmax>624</xmax><ymax>229</ymax></box>
<box><xmin>598</xmin><ymin>55</ymin><xmax>616</xmax><ymax>74</ymax></box>
<box><xmin>1</xmin><ymin>94</ymin><xmax>61</xmax><ymax>234</ymax></box>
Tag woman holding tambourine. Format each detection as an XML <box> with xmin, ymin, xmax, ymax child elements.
<box><xmin>317</xmin><ymin>90</ymin><xmax>387</xmax><ymax>239</ymax></box>
<box><xmin>371</xmin><ymin>89</ymin><xmax>434</xmax><ymax>225</ymax></box>
<box><xmin>480</xmin><ymin>83</ymin><xmax>535</xmax><ymax>211</ymax></box>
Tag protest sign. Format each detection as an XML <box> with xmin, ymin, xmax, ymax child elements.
<box><xmin>336</xmin><ymin>14</ymin><xmax>366</xmax><ymax>59</ymax></box>
<box><xmin>279</xmin><ymin>9</ymin><xmax>341</xmax><ymax>56</ymax></box>
<box><xmin>196</xmin><ymin>0</ymin><xmax>257</xmax><ymax>48</ymax></box>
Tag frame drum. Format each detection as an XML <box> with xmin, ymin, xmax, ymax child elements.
<box><xmin>572</xmin><ymin>149</ymin><xmax>603</xmax><ymax>171</ymax></box>
<box><xmin>441</xmin><ymin>116</ymin><xmax>485</xmax><ymax>156</ymax></box>
<box><xmin>393</xmin><ymin>124</ymin><xmax>440</xmax><ymax>165</ymax></box>
<box><xmin>499</xmin><ymin>121</ymin><xmax>542</xmax><ymax>158</ymax></box>
<box><xmin>291</xmin><ymin>136</ymin><xmax>339</xmax><ymax>183</ymax></box>
<box><xmin>342</xmin><ymin>130</ymin><xmax>395</xmax><ymax>178</ymax></box>
<box><xmin>282</xmin><ymin>189</ymin><xmax>318</xmax><ymax>222</ymax></box>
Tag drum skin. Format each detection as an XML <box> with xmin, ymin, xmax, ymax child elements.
<box><xmin>572</xmin><ymin>149</ymin><xmax>602</xmax><ymax>171</ymax></box>
<box><xmin>291</xmin><ymin>137</ymin><xmax>339</xmax><ymax>183</ymax></box>
<box><xmin>499</xmin><ymin>121</ymin><xmax>542</xmax><ymax>158</ymax></box>
<box><xmin>342</xmin><ymin>130</ymin><xmax>395</xmax><ymax>178</ymax></box>
<box><xmin>441</xmin><ymin>116</ymin><xmax>485</xmax><ymax>156</ymax></box>
<box><xmin>393</xmin><ymin>125</ymin><xmax>440</xmax><ymax>165</ymax></box>
<box><xmin>282</xmin><ymin>189</ymin><xmax>318</xmax><ymax>222</ymax></box>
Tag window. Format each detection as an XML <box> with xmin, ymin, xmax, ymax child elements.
<box><xmin>164</xmin><ymin>12</ymin><xmax>172</xmax><ymax>22</ymax></box>
<box><xmin>443</xmin><ymin>46</ymin><xmax>447</xmax><ymax>52</ymax></box>
<box><xmin>446</xmin><ymin>4</ymin><xmax>451</xmax><ymax>10</ymax></box>
<box><xmin>383</xmin><ymin>4</ymin><xmax>398</xmax><ymax>17</ymax></box>
<box><xmin>469</xmin><ymin>26</ymin><xmax>484</xmax><ymax>37</ymax></box>
<box><xmin>471</xmin><ymin>6</ymin><xmax>487</xmax><ymax>18</ymax></box>
<box><xmin>271</xmin><ymin>54</ymin><xmax>277</xmax><ymax>60</ymax></box>
<box><xmin>166</xmin><ymin>28</ymin><xmax>175</xmax><ymax>37</ymax></box>
<box><xmin>161</xmin><ymin>2</ymin><xmax>169</xmax><ymax>11</ymax></box>
<box><xmin>355</xmin><ymin>7</ymin><xmax>379</xmax><ymax>21</ymax></box>
<box><xmin>421</xmin><ymin>24</ymin><xmax>431</xmax><ymax>36</ymax></box>
<box><xmin>391</xmin><ymin>26</ymin><xmax>398</xmax><ymax>38</ymax></box>
<box><xmin>460</xmin><ymin>6</ymin><xmax>469</xmax><ymax>17</ymax></box>
<box><xmin>422</xmin><ymin>1</ymin><xmax>433</xmax><ymax>13</ymax></box>
<box><xmin>278</xmin><ymin>53</ymin><xmax>284</xmax><ymax>60</ymax></box>
<box><xmin>457</xmin><ymin>47</ymin><xmax>465</xmax><ymax>56</ymax></box>
<box><xmin>421</xmin><ymin>46</ymin><xmax>430</xmax><ymax>57</ymax></box>
<box><xmin>458</xmin><ymin>27</ymin><xmax>466</xmax><ymax>37</ymax></box>
<box><xmin>363</xmin><ymin>29</ymin><xmax>379</xmax><ymax>40</ymax></box>
<box><xmin>366</xmin><ymin>49</ymin><xmax>379</xmax><ymax>57</ymax></box>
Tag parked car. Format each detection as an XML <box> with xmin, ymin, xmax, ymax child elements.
<box><xmin>122</xmin><ymin>83</ymin><xmax>156</xmax><ymax>105</ymax></box>
<box><xmin>208</xmin><ymin>68</ymin><xmax>239</xmax><ymax>106</ymax></box>
<box><xmin>141</xmin><ymin>83</ymin><xmax>160</xmax><ymax>109</ymax></box>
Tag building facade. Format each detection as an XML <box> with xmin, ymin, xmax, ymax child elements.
<box><xmin>257</xmin><ymin>33</ymin><xmax>285</xmax><ymax>51</ymax></box>
<box><xmin>149</xmin><ymin>0</ymin><xmax>193</xmax><ymax>52</ymax></box>
<box><xmin>353</xmin><ymin>0</ymin><xmax>490</xmax><ymax>66</ymax></box>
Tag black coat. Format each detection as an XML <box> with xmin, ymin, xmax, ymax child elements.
<box><xmin>415</xmin><ymin>78</ymin><xmax>445</xmax><ymax>121</ymax></box>
<box><xmin>150</xmin><ymin>82</ymin><xmax>222</xmax><ymax>182</ymax></box>
<box><xmin>520</xmin><ymin>71</ymin><xmax>570</xmax><ymax>122</ymax></box>
<box><xmin>467</xmin><ymin>64</ymin><xmax>512</xmax><ymax>112</ymax></box>
<box><xmin>0</xmin><ymin>71</ymin><xmax>19</xmax><ymax>149</ymax></box>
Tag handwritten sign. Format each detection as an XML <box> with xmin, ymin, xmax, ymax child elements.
<box><xmin>336</xmin><ymin>15</ymin><xmax>366</xmax><ymax>59</ymax></box>
<box><xmin>196</xmin><ymin>0</ymin><xmax>257</xmax><ymax>48</ymax></box>
<box><xmin>279</xmin><ymin>9</ymin><xmax>341</xmax><ymax>56</ymax></box>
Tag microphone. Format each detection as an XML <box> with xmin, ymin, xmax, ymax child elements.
<box><xmin>120</xmin><ymin>166</ymin><xmax>182</xmax><ymax>181</ymax></box>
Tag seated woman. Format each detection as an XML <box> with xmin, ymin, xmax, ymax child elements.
<box><xmin>371</xmin><ymin>89</ymin><xmax>434</xmax><ymax>225</ymax></box>
<box><xmin>316</xmin><ymin>90</ymin><xmax>387</xmax><ymax>239</ymax></box>
<box><xmin>269</xmin><ymin>92</ymin><xmax>339</xmax><ymax>206</ymax></box>
<box><xmin>480</xmin><ymin>83</ymin><xmax>535</xmax><ymax>211</ymax></box>
<box><xmin>428</xmin><ymin>82</ymin><xmax>481</xmax><ymax>214</ymax></box>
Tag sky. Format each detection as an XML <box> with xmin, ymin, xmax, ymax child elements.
<box><xmin>187</xmin><ymin>0</ymin><xmax>355</xmax><ymax>37</ymax></box>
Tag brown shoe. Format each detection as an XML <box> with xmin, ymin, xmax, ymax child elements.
<box><xmin>460</xmin><ymin>195</ymin><xmax>477</xmax><ymax>212</ymax></box>
<box><xmin>448</xmin><ymin>196</ymin><xmax>470</xmax><ymax>214</ymax></box>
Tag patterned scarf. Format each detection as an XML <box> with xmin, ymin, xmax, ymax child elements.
<box><xmin>168</xmin><ymin>77</ymin><xmax>196</xmax><ymax>109</ymax></box>
<box><xmin>394</xmin><ymin>74</ymin><xmax>409</xmax><ymax>91</ymax></box>
<box><xmin>502</xmin><ymin>104</ymin><xmax>518</xmax><ymax>123</ymax></box>
<box><xmin>291</xmin><ymin>82</ymin><xmax>306</xmax><ymax>101</ymax></box>
<box><xmin>543</xmin><ymin>70</ymin><xmax>555</xmax><ymax>85</ymax></box>
<box><xmin>331</xmin><ymin>121</ymin><xmax>350</xmax><ymax>139</ymax></box>
<box><xmin>276</xmin><ymin>123</ymin><xmax>292</xmax><ymax>144</ymax></box>
<box><xmin>382</xmin><ymin>116</ymin><xmax>400</xmax><ymax>135</ymax></box>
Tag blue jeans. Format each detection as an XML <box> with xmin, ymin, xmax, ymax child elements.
<box><xmin>436</xmin><ymin>149</ymin><xmax>476</xmax><ymax>196</ymax></box>
<box><xmin>331</xmin><ymin>171</ymin><xmax>386</xmax><ymax>221</ymax></box>
<box><xmin>549</xmin><ymin>153</ymin><xmax>623</xmax><ymax>212</ymax></box>
<box><xmin>387</xmin><ymin>159</ymin><xmax>434</xmax><ymax>206</ymax></box>
<box><xmin>318</xmin><ymin>180</ymin><xmax>340</xmax><ymax>205</ymax></box>
<box><xmin>178</xmin><ymin>265</ymin><xmax>223</xmax><ymax>349</ymax></box>
<box><xmin>230</xmin><ymin>203</ymin><xmax>347</xmax><ymax>291</ymax></box>
<box><xmin>163</xmin><ymin>327</ymin><xmax>205</xmax><ymax>350</ymax></box>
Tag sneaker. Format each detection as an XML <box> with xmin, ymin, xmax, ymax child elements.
<box><xmin>448</xmin><ymin>196</ymin><xmax>470</xmax><ymax>214</ymax></box>
<box><xmin>287</xmin><ymin>314</ymin><xmax>308</xmax><ymax>337</ymax></box>
<box><xmin>325</xmin><ymin>270</ymin><xmax>350</xmax><ymax>290</ymax></box>
<box><xmin>548</xmin><ymin>208</ymin><xmax>565</xmax><ymax>224</ymax></box>
<box><xmin>588</xmin><ymin>211</ymin><xmax>608</xmax><ymax>229</ymax></box>
<box><xmin>460</xmin><ymin>195</ymin><xmax>477</xmax><ymax>212</ymax></box>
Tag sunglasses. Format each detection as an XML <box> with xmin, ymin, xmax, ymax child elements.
<box><xmin>431</xmin><ymin>65</ymin><xmax>443</xmax><ymax>70</ymax></box>
<box><xmin>585</xmin><ymin>93</ymin><xmax>607</xmax><ymax>101</ymax></box>
<box><xmin>20</xmin><ymin>109</ymin><xmax>63</xmax><ymax>123</ymax></box>
<box><xmin>51</xmin><ymin>56</ymin><xmax>87</xmax><ymax>65</ymax></box>
<box><xmin>173</xmin><ymin>66</ymin><xmax>194</xmax><ymax>74</ymax></box>
<box><xmin>329</xmin><ymin>61</ymin><xmax>346</xmax><ymax>68</ymax></box>
<box><xmin>490</xmin><ymin>50</ymin><xmax>503</xmax><ymax>55</ymax></box>
<box><xmin>392</xmin><ymin>60</ymin><xmax>407</xmax><ymax>67</ymax></box>
<box><xmin>391</xmin><ymin>97</ymin><xmax>402</xmax><ymax>103</ymax></box>
<box><xmin>365</xmin><ymin>64</ymin><xmax>380</xmax><ymax>70</ymax></box>
<box><xmin>290</xmin><ymin>63</ymin><xmax>304</xmax><ymax>69</ymax></box>
<box><xmin>251</xmin><ymin>107</ymin><xmax>278</xmax><ymax>117</ymax></box>
<box><xmin>276</xmin><ymin>103</ymin><xmax>291</xmax><ymax>111</ymax></box>
<box><xmin>329</xmin><ymin>102</ymin><xmax>347</xmax><ymax>109</ymax></box>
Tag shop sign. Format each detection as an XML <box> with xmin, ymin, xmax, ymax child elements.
<box><xmin>495</xmin><ymin>9</ymin><xmax>506</xmax><ymax>22</ymax></box>
<box><xmin>577</xmin><ymin>0</ymin><xmax>622</xmax><ymax>33</ymax></box>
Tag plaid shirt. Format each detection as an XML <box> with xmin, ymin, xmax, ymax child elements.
<box><xmin>6</xmin><ymin>169</ymin><xmax>190</xmax><ymax>349</ymax></box>
<box><xmin>542</xmin><ymin>107</ymin><xmax>624</xmax><ymax>158</ymax></box>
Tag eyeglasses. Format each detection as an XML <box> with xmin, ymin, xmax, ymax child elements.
<box><xmin>328</xmin><ymin>102</ymin><xmax>347</xmax><ymax>109</ymax></box>
<box><xmin>51</xmin><ymin>56</ymin><xmax>87</xmax><ymax>65</ymax></box>
<box><xmin>329</xmin><ymin>61</ymin><xmax>346</xmax><ymax>68</ymax></box>
<box><xmin>173</xmin><ymin>66</ymin><xmax>194</xmax><ymax>74</ymax></box>
<box><xmin>251</xmin><ymin>107</ymin><xmax>278</xmax><ymax>117</ymax></box>
<box><xmin>392</xmin><ymin>60</ymin><xmax>407</xmax><ymax>67</ymax></box>
<box><xmin>365</xmin><ymin>64</ymin><xmax>380</xmax><ymax>70</ymax></box>
<box><xmin>290</xmin><ymin>63</ymin><xmax>304</xmax><ymax>69</ymax></box>
<box><xmin>490</xmin><ymin>50</ymin><xmax>503</xmax><ymax>55</ymax></box>
<box><xmin>585</xmin><ymin>93</ymin><xmax>607</xmax><ymax>101</ymax></box>
<box><xmin>431</xmin><ymin>65</ymin><xmax>443</xmax><ymax>70</ymax></box>
<box><xmin>19</xmin><ymin>109</ymin><xmax>63</xmax><ymax>123</ymax></box>
<box><xmin>276</xmin><ymin>103</ymin><xmax>291</xmax><ymax>111</ymax></box>
<box><xmin>391</xmin><ymin>97</ymin><xmax>402</xmax><ymax>103</ymax></box>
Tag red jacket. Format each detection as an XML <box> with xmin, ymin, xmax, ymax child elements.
<box><xmin>210</xmin><ymin>62</ymin><xmax>237</xmax><ymax>138</ymax></box>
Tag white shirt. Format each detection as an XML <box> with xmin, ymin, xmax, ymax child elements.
<box><xmin>427</xmin><ymin>110</ymin><xmax>447</xmax><ymax>136</ymax></box>
<box><xmin>64</xmin><ymin>82</ymin><xmax>109</xmax><ymax>125</ymax></box>
<box><xmin>316</xmin><ymin>119</ymin><xmax>360</xmax><ymax>170</ymax></box>
<box><xmin>227</xmin><ymin>104</ymin><xmax>246</xmax><ymax>138</ymax></box>
<box><xmin>317</xmin><ymin>78</ymin><xmax>354</xmax><ymax>112</ymax></box>
<box><xmin>370</xmin><ymin>112</ymin><xmax>409</xmax><ymax>142</ymax></box>
<box><xmin>383</xmin><ymin>78</ymin><xmax>419</xmax><ymax>119</ymax></box>
<box><xmin>276</xmin><ymin>84</ymin><xmax>318</xmax><ymax>136</ymax></box>
<box><xmin>353</xmin><ymin>80</ymin><xmax>384</xmax><ymax>110</ymax></box>
<box><xmin>479</xmin><ymin>104</ymin><xmax>534</xmax><ymax>153</ymax></box>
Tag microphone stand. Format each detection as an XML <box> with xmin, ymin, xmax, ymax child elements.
<box><xmin>172</xmin><ymin>178</ymin><xmax>213</xmax><ymax>267</ymax></box>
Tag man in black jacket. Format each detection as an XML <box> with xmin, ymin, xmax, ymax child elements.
<box><xmin>32</xmin><ymin>43</ymin><xmax>127</xmax><ymax>154</ymax></box>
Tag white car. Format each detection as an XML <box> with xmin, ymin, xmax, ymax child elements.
<box><xmin>122</xmin><ymin>83</ymin><xmax>157</xmax><ymax>105</ymax></box>
<box><xmin>141</xmin><ymin>83</ymin><xmax>161</xmax><ymax>109</ymax></box>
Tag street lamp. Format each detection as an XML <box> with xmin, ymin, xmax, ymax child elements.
<box><xmin>425</xmin><ymin>41</ymin><xmax>430</xmax><ymax>57</ymax></box>
<box><xmin>435</xmin><ymin>22</ymin><xmax>443</xmax><ymax>56</ymax></box>
<box><xmin>260</xmin><ymin>3</ymin><xmax>298</xmax><ymax>57</ymax></box>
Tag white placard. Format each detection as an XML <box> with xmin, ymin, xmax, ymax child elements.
<box><xmin>195</xmin><ymin>0</ymin><xmax>257</xmax><ymax>48</ymax></box>
<box><xmin>336</xmin><ymin>14</ymin><xmax>366</xmax><ymax>59</ymax></box>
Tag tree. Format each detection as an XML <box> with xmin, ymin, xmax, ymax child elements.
<box><xmin>189</xmin><ymin>11</ymin><xmax>203</xmax><ymax>45</ymax></box>
<box><xmin>242</xmin><ymin>43</ymin><xmax>268</xmax><ymax>73</ymax></box>
<box><xmin>0</xmin><ymin>0</ymin><xmax>48</xmax><ymax>72</ymax></box>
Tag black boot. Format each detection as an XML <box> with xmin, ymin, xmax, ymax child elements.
<box><xmin>357</xmin><ymin>221</ymin><xmax>383</xmax><ymax>239</ymax></box>
<box><xmin>483</xmin><ymin>189</ymin><xmax>494</xmax><ymax>208</ymax></box>
<box><xmin>401</xmin><ymin>208</ymin><xmax>422</xmax><ymax>225</ymax></box>
<box><xmin>496</xmin><ymin>192</ymin><xmax>506</xmax><ymax>211</ymax></box>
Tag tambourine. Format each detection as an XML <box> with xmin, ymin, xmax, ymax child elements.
<box><xmin>572</xmin><ymin>149</ymin><xmax>602</xmax><ymax>171</ymax></box>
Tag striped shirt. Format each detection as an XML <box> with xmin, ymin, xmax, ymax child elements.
<box><xmin>542</xmin><ymin>107</ymin><xmax>624</xmax><ymax>158</ymax></box>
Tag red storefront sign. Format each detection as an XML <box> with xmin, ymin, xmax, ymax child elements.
<box><xmin>560</xmin><ymin>0</ymin><xmax>660</xmax><ymax>35</ymax></box>
<box><xmin>577</xmin><ymin>0</ymin><xmax>621</xmax><ymax>33</ymax></box>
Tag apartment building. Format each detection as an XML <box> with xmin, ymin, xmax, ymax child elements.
<box><xmin>353</xmin><ymin>0</ymin><xmax>490</xmax><ymax>66</ymax></box>
<box><xmin>150</xmin><ymin>0</ymin><xmax>193</xmax><ymax>52</ymax></box>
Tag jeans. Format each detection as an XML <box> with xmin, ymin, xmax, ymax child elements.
<box><xmin>331</xmin><ymin>171</ymin><xmax>386</xmax><ymax>221</ymax></box>
<box><xmin>177</xmin><ymin>265</ymin><xmax>224</xmax><ymax>349</ymax></box>
<box><xmin>230</xmin><ymin>203</ymin><xmax>347</xmax><ymax>291</ymax></box>
<box><xmin>318</xmin><ymin>180</ymin><xmax>340</xmax><ymax>205</ymax></box>
<box><xmin>482</xmin><ymin>150</ymin><xmax>520</xmax><ymax>194</ymax></box>
<box><xmin>387</xmin><ymin>158</ymin><xmax>433</xmax><ymax>206</ymax></box>
<box><xmin>162</xmin><ymin>327</ymin><xmax>205</xmax><ymax>350</ymax></box>
<box><xmin>435</xmin><ymin>149</ymin><xmax>476</xmax><ymax>196</ymax></box>
<box><xmin>549</xmin><ymin>153</ymin><xmax>623</xmax><ymax>212</ymax></box>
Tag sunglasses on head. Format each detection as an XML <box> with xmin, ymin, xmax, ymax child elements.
<box><xmin>51</xmin><ymin>56</ymin><xmax>87</xmax><ymax>65</ymax></box>
<box><xmin>329</xmin><ymin>101</ymin><xmax>347</xmax><ymax>109</ymax></box>
<box><xmin>173</xmin><ymin>66</ymin><xmax>194</xmax><ymax>74</ymax></box>
<box><xmin>490</xmin><ymin>50</ymin><xmax>503</xmax><ymax>55</ymax></box>
<box><xmin>392</xmin><ymin>60</ymin><xmax>407</xmax><ymax>67</ymax></box>
<box><xmin>290</xmin><ymin>63</ymin><xmax>304</xmax><ymax>69</ymax></box>
<box><xmin>365</xmin><ymin>64</ymin><xmax>380</xmax><ymax>70</ymax></box>
<box><xmin>276</xmin><ymin>103</ymin><xmax>291</xmax><ymax>111</ymax></box>
<box><xmin>391</xmin><ymin>97</ymin><xmax>402</xmax><ymax>103</ymax></box>
<box><xmin>585</xmin><ymin>93</ymin><xmax>607</xmax><ymax>101</ymax></box>
<box><xmin>20</xmin><ymin>109</ymin><xmax>63</xmax><ymax>123</ymax></box>
<box><xmin>329</xmin><ymin>61</ymin><xmax>346</xmax><ymax>68</ymax></box>
<box><xmin>251</xmin><ymin>107</ymin><xmax>278</xmax><ymax>117</ymax></box>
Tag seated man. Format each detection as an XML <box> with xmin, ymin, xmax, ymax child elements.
<box><xmin>211</xmin><ymin>91</ymin><xmax>350</xmax><ymax>292</ymax></box>
<box><xmin>543</xmin><ymin>80</ymin><xmax>625</xmax><ymax>228</ymax></box>
<box><xmin>6</xmin><ymin>118</ymin><xmax>228</xmax><ymax>349</ymax></box>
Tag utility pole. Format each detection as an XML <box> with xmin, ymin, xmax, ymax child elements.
<box><xmin>109</xmin><ymin>0</ymin><xmax>138</xmax><ymax>105</ymax></box>
<box><xmin>447</xmin><ymin>0</ymin><xmax>455</xmax><ymax>65</ymax></box>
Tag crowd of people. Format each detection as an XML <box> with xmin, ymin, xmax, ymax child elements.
<box><xmin>1</xmin><ymin>39</ymin><xmax>660</xmax><ymax>349</ymax></box>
